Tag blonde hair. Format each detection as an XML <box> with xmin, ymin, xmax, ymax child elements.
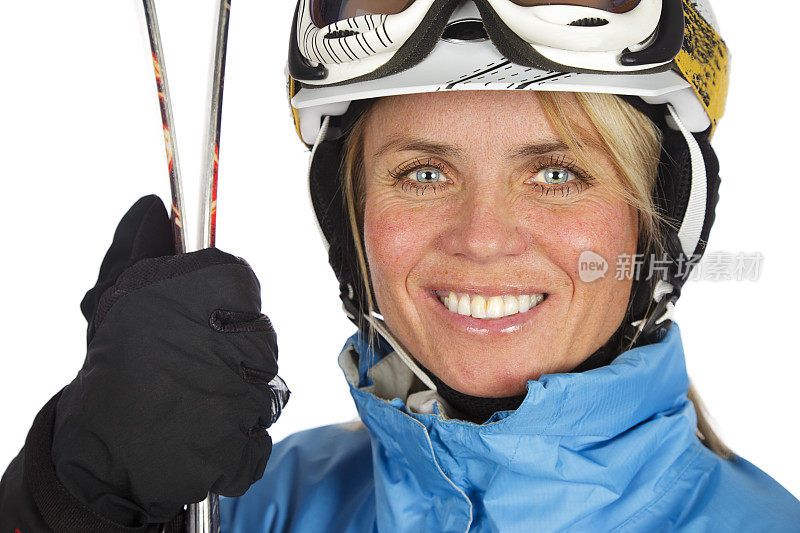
<box><xmin>340</xmin><ymin>91</ymin><xmax>733</xmax><ymax>460</ymax></box>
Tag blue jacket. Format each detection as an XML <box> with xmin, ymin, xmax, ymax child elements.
<box><xmin>221</xmin><ymin>324</ymin><xmax>800</xmax><ymax>532</ymax></box>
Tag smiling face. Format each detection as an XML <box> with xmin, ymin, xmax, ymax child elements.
<box><xmin>360</xmin><ymin>90</ymin><xmax>639</xmax><ymax>397</ymax></box>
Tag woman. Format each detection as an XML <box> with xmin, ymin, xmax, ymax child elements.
<box><xmin>1</xmin><ymin>0</ymin><xmax>799</xmax><ymax>531</ymax></box>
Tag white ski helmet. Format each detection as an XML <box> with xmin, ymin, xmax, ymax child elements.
<box><xmin>287</xmin><ymin>0</ymin><xmax>729</xmax><ymax>350</ymax></box>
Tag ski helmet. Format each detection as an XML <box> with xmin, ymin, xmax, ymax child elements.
<box><xmin>286</xmin><ymin>0</ymin><xmax>729</xmax><ymax>351</ymax></box>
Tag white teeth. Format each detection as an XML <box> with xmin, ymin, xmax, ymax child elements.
<box><xmin>503</xmin><ymin>295</ymin><xmax>519</xmax><ymax>317</ymax></box>
<box><xmin>471</xmin><ymin>295</ymin><xmax>487</xmax><ymax>318</ymax></box>
<box><xmin>447</xmin><ymin>291</ymin><xmax>459</xmax><ymax>313</ymax></box>
<box><xmin>486</xmin><ymin>296</ymin><xmax>504</xmax><ymax>319</ymax></box>
<box><xmin>458</xmin><ymin>294</ymin><xmax>471</xmax><ymax>316</ymax></box>
<box><xmin>518</xmin><ymin>294</ymin><xmax>531</xmax><ymax>313</ymax></box>
<box><xmin>436</xmin><ymin>291</ymin><xmax>546</xmax><ymax>319</ymax></box>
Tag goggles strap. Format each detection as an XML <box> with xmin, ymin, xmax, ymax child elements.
<box><xmin>668</xmin><ymin>103</ymin><xmax>707</xmax><ymax>259</ymax></box>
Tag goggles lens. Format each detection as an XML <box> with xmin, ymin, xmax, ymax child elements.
<box><xmin>311</xmin><ymin>0</ymin><xmax>417</xmax><ymax>28</ymax></box>
<box><xmin>508</xmin><ymin>0</ymin><xmax>641</xmax><ymax>13</ymax></box>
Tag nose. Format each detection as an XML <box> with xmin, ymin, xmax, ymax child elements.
<box><xmin>440</xmin><ymin>191</ymin><xmax>527</xmax><ymax>263</ymax></box>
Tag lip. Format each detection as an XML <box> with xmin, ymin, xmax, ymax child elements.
<box><xmin>431</xmin><ymin>287</ymin><xmax>548</xmax><ymax>298</ymax></box>
<box><xmin>421</xmin><ymin>288</ymin><xmax>549</xmax><ymax>336</ymax></box>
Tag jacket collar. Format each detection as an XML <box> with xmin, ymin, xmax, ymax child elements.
<box><xmin>338</xmin><ymin>324</ymin><xmax>701</xmax><ymax>531</ymax></box>
<box><xmin>341</xmin><ymin>323</ymin><xmax>690</xmax><ymax>435</ymax></box>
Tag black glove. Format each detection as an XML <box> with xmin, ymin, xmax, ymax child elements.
<box><xmin>47</xmin><ymin>195</ymin><xmax>288</xmax><ymax>527</ymax></box>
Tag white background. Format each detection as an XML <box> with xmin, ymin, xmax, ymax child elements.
<box><xmin>1</xmin><ymin>0</ymin><xmax>798</xmax><ymax>500</ymax></box>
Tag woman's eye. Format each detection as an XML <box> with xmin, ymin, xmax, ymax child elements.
<box><xmin>414</xmin><ymin>168</ymin><xmax>443</xmax><ymax>183</ymax></box>
<box><xmin>388</xmin><ymin>160</ymin><xmax>450</xmax><ymax>196</ymax></box>
<box><xmin>536</xmin><ymin>168</ymin><xmax>574</xmax><ymax>185</ymax></box>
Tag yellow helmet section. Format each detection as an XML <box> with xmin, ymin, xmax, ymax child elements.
<box><xmin>675</xmin><ymin>0</ymin><xmax>730</xmax><ymax>136</ymax></box>
<box><xmin>287</xmin><ymin>75</ymin><xmax>310</xmax><ymax>149</ymax></box>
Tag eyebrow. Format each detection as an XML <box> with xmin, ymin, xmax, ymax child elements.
<box><xmin>372</xmin><ymin>136</ymin><xmax>590</xmax><ymax>161</ymax></box>
<box><xmin>504</xmin><ymin>140</ymin><xmax>573</xmax><ymax>159</ymax></box>
<box><xmin>372</xmin><ymin>137</ymin><xmax>466</xmax><ymax>159</ymax></box>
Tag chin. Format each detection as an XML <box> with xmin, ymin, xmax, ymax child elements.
<box><xmin>425</xmin><ymin>345</ymin><xmax>547</xmax><ymax>398</ymax></box>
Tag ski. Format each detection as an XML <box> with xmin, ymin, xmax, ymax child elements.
<box><xmin>141</xmin><ymin>1</ymin><xmax>232</xmax><ymax>532</ymax></box>
<box><xmin>142</xmin><ymin>0</ymin><xmax>187</xmax><ymax>252</ymax></box>
<box><xmin>201</xmin><ymin>0</ymin><xmax>231</xmax><ymax>250</ymax></box>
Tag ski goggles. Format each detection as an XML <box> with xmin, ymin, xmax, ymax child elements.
<box><xmin>290</xmin><ymin>0</ymin><xmax>684</xmax><ymax>85</ymax></box>
<box><xmin>312</xmin><ymin>0</ymin><xmax>642</xmax><ymax>28</ymax></box>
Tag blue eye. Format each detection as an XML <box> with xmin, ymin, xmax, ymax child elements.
<box><xmin>537</xmin><ymin>168</ymin><xmax>573</xmax><ymax>185</ymax></box>
<box><xmin>414</xmin><ymin>168</ymin><xmax>442</xmax><ymax>183</ymax></box>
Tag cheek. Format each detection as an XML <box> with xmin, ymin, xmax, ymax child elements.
<box><xmin>527</xmin><ymin>199</ymin><xmax>638</xmax><ymax>283</ymax></box>
<box><xmin>363</xmin><ymin>196</ymin><xmax>431</xmax><ymax>295</ymax></box>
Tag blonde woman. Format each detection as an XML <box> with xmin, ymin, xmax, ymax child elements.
<box><xmin>2</xmin><ymin>0</ymin><xmax>799</xmax><ymax>531</ymax></box>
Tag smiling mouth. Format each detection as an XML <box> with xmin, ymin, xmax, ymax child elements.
<box><xmin>434</xmin><ymin>291</ymin><xmax>548</xmax><ymax>319</ymax></box>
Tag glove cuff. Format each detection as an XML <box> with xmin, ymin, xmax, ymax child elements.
<box><xmin>24</xmin><ymin>391</ymin><xmax>150</xmax><ymax>532</ymax></box>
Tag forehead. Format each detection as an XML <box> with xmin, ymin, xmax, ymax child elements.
<box><xmin>363</xmin><ymin>91</ymin><xmax>597</xmax><ymax>154</ymax></box>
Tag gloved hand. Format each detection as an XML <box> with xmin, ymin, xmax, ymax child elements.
<box><xmin>50</xmin><ymin>195</ymin><xmax>288</xmax><ymax>527</ymax></box>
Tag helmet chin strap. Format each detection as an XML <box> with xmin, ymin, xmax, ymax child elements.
<box><xmin>627</xmin><ymin>103</ymin><xmax>708</xmax><ymax>343</ymax></box>
<box><xmin>312</xmin><ymin>113</ymin><xmax>438</xmax><ymax>393</ymax></box>
<box><xmin>630</xmin><ymin>279</ymin><xmax>676</xmax><ymax>333</ymax></box>
<box><xmin>364</xmin><ymin>310</ymin><xmax>439</xmax><ymax>392</ymax></box>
